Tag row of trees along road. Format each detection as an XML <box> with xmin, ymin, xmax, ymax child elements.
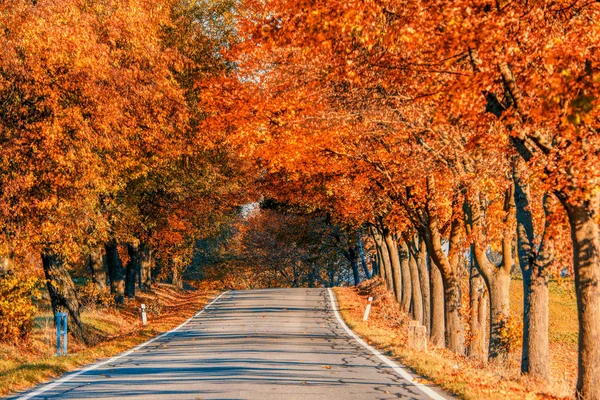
<box><xmin>0</xmin><ymin>0</ymin><xmax>252</xmax><ymax>343</ymax></box>
<box><xmin>195</xmin><ymin>203</ymin><xmax>374</xmax><ymax>289</ymax></box>
<box><xmin>199</xmin><ymin>1</ymin><xmax>600</xmax><ymax>398</ymax></box>
<box><xmin>1</xmin><ymin>0</ymin><xmax>599</xmax><ymax>398</ymax></box>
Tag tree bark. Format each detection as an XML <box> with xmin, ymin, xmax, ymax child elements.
<box><xmin>469</xmin><ymin>260</ymin><xmax>487</xmax><ymax>360</ymax></box>
<box><xmin>407</xmin><ymin>239</ymin><xmax>423</xmax><ymax>323</ymax></box>
<box><xmin>514</xmin><ymin>163</ymin><xmax>552</xmax><ymax>379</ymax></box>
<box><xmin>559</xmin><ymin>196</ymin><xmax>600</xmax><ymax>400</ymax></box>
<box><xmin>372</xmin><ymin>255</ymin><xmax>380</xmax><ymax>277</ymax></box>
<box><xmin>42</xmin><ymin>252</ymin><xmax>86</xmax><ymax>343</ymax></box>
<box><xmin>398</xmin><ymin>238</ymin><xmax>412</xmax><ymax>313</ymax></box>
<box><xmin>373</xmin><ymin>227</ymin><xmax>393</xmax><ymax>290</ymax></box>
<box><xmin>429</xmin><ymin>256</ymin><xmax>445</xmax><ymax>347</ymax></box>
<box><xmin>357</xmin><ymin>229</ymin><xmax>371</xmax><ymax>279</ymax></box>
<box><xmin>125</xmin><ymin>243</ymin><xmax>139</xmax><ymax>298</ymax></box>
<box><xmin>88</xmin><ymin>246</ymin><xmax>106</xmax><ymax>291</ymax></box>
<box><xmin>412</xmin><ymin>236</ymin><xmax>431</xmax><ymax>333</ymax></box>
<box><xmin>500</xmin><ymin>63</ymin><xmax>599</xmax><ymax>396</ymax></box>
<box><xmin>172</xmin><ymin>266</ymin><xmax>183</xmax><ymax>289</ymax></box>
<box><xmin>464</xmin><ymin>184</ymin><xmax>515</xmax><ymax>361</ymax></box>
<box><xmin>349</xmin><ymin>245</ymin><xmax>361</xmax><ymax>286</ymax></box>
<box><xmin>421</xmin><ymin>176</ymin><xmax>465</xmax><ymax>354</ymax></box>
<box><xmin>139</xmin><ymin>242</ymin><xmax>153</xmax><ymax>290</ymax></box>
<box><xmin>104</xmin><ymin>240</ymin><xmax>125</xmax><ymax>305</ymax></box>
<box><xmin>383</xmin><ymin>229</ymin><xmax>402</xmax><ymax>304</ymax></box>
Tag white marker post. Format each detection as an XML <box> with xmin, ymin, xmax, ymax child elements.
<box><xmin>141</xmin><ymin>304</ymin><xmax>147</xmax><ymax>325</ymax></box>
<box><xmin>363</xmin><ymin>297</ymin><xmax>373</xmax><ymax>321</ymax></box>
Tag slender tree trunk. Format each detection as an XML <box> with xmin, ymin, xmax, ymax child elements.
<box><xmin>349</xmin><ymin>246</ymin><xmax>361</xmax><ymax>286</ymax></box>
<box><xmin>374</xmin><ymin>228</ymin><xmax>393</xmax><ymax>290</ymax></box>
<box><xmin>429</xmin><ymin>257</ymin><xmax>445</xmax><ymax>347</ymax></box>
<box><xmin>560</xmin><ymin>197</ymin><xmax>600</xmax><ymax>400</ymax></box>
<box><xmin>125</xmin><ymin>243</ymin><xmax>139</xmax><ymax>298</ymax></box>
<box><xmin>514</xmin><ymin>164</ymin><xmax>552</xmax><ymax>379</ymax></box>
<box><xmin>522</xmin><ymin>265</ymin><xmax>549</xmax><ymax>375</ymax></box>
<box><xmin>383</xmin><ymin>230</ymin><xmax>402</xmax><ymax>304</ymax></box>
<box><xmin>421</xmin><ymin>176</ymin><xmax>465</xmax><ymax>354</ymax></box>
<box><xmin>357</xmin><ymin>229</ymin><xmax>371</xmax><ymax>279</ymax></box>
<box><xmin>372</xmin><ymin>255</ymin><xmax>380</xmax><ymax>277</ymax></box>
<box><xmin>376</xmin><ymin>247</ymin><xmax>385</xmax><ymax>281</ymax></box>
<box><xmin>104</xmin><ymin>240</ymin><xmax>125</xmax><ymax>305</ymax></box>
<box><xmin>443</xmin><ymin>273</ymin><xmax>465</xmax><ymax>353</ymax></box>
<box><xmin>398</xmin><ymin>238</ymin><xmax>412</xmax><ymax>313</ymax></box>
<box><xmin>408</xmin><ymin>243</ymin><xmax>423</xmax><ymax>323</ymax></box>
<box><xmin>469</xmin><ymin>262</ymin><xmax>487</xmax><ymax>360</ymax></box>
<box><xmin>172</xmin><ymin>266</ymin><xmax>183</xmax><ymax>289</ymax></box>
<box><xmin>139</xmin><ymin>242</ymin><xmax>153</xmax><ymax>290</ymax></box>
<box><xmin>89</xmin><ymin>246</ymin><xmax>106</xmax><ymax>291</ymax></box>
<box><xmin>464</xmin><ymin>184</ymin><xmax>515</xmax><ymax>361</ymax></box>
<box><xmin>486</xmin><ymin>271</ymin><xmax>511</xmax><ymax>360</ymax></box>
<box><xmin>414</xmin><ymin>238</ymin><xmax>431</xmax><ymax>333</ymax></box>
<box><xmin>328</xmin><ymin>267</ymin><xmax>335</xmax><ymax>288</ymax></box>
<box><xmin>42</xmin><ymin>252</ymin><xmax>86</xmax><ymax>343</ymax></box>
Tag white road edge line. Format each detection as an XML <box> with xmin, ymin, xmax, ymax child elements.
<box><xmin>327</xmin><ymin>288</ymin><xmax>446</xmax><ymax>400</ymax></box>
<box><xmin>17</xmin><ymin>290</ymin><xmax>230</xmax><ymax>400</ymax></box>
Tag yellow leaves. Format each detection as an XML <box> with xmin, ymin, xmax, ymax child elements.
<box><xmin>0</xmin><ymin>273</ymin><xmax>40</xmax><ymax>341</ymax></box>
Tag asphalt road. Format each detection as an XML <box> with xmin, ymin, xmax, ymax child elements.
<box><xmin>14</xmin><ymin>288</ymin><xmax>450</xmax><ymax>400</ymax></box>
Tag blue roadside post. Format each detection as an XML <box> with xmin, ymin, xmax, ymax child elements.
<box><xmin>55</xmin><ymin>312</ymin><xmax>67</xmax><ymax>356</ymax></box>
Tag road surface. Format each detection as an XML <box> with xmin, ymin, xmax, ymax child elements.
<box><xmin>13</xmin><ymin>288</ymin><xmax>450</xmax><ymax>400</ymax></box>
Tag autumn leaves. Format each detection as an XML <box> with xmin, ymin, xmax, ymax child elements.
<box><xmin>0</xmin><ymin>0</ymin><xmax>246</xmax><ymax>341</ymax></box>
<box><xmin>1</xmin><ymin>0</ymin><xmax>599</xmax><ymax>398</ymax></box>
<box><xmin>213</xmin><ymin>1</ymin><xmax>600</xmax><ymax>398</ymax></box>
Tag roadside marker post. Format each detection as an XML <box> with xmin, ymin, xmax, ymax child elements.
<box><xmin>363</xmin><ymin>297</ymin><xmax>373</xmax><ymax>321</ymax></box>
<box><xmin>141</xmin><ymin>304</ymin><xmax>147</xmax><ymax>325</ymax></box>
<box><xmin>55</xmin><ymin>312</ymin><xmax>67</xmax><ymax>356</ymax></box>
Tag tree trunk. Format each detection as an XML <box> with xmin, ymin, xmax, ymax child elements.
<box><xmin>398</xmin><ymin>238</ymin><xmax>412</xmax><ymax>313</ymax></box>
<box><xmin>172</xmin><ymin>265</ymin><xmax>183</xmax><ymax>289</ymax></box>
<box><xmin>560</xmin><ymin>197</ymin><xmax>600</xmax><ymax>400</ymax></box>
<box><xmin>349</xmin><ymin>246</ymin><xmax>361</xmax><ymax>286</ymax></box>
<box><xmin>422</xmin><ymin>177</ymin><xmax>464</xmax><ymax>354</ymax></box>
<box><xmin>411</xmin><ymin>237</ymin><xmax>431</xmax><ymax>333</ymax></box>
<box><xmin>487</xmin><ymin>271</ymin><xmax>511</xmax><ymax>360</ymax></box>
<box><xmin>469</xmin><ymin>262</ymin><xmax>487</xmax><ymax>360</ymax></box>
<box><xmin>408</xmin><ymin>241</ymin><xmax>423</xmax><ymax>323</ymax></box>
<box><xmin>374</xmin><ymin>228</ymin><xmax>393</xmax><ymax>290</ymax></box>
<box><xmin>88</xmin><ymin>246</ymin><xmax>106</xmax><ymax>291</ymax></box>
<box><xmin>125</xmin><ymin>243</ymin><xmax>139</xmax><ymax>298</ymax></box>
<box><xmin>429</xmin><ymin>257</ymin><xmax>445</xmax><ymax>347</ymax></box>
<box><xmin>383</xmin><ymin>230</ymin><xmax>402</xmax><ymax>304</ymax></box>
<box><xmin>372</xmin><ymin>255</ymin><xmax>380</xmax><ymax>277</ymax></box>
<box><xmin>522</xmin><ymin>265</ymin><xmax>549</xmax><ymax>376</ymax></box>
<box><xmin>357</xmin><ymin>229</ymin><xmax>371</xmax><ymax>279</ymax></box>
<box><xmin>139</xmin><ymin>242</ymin><xmax>153</xmax><ymax>290</ymax></box>
<box><xmin>41</xmin><ymin>252</ymin><xmax>86</xmax><ymax>343</ymax></box>
<box><xmin>104</xmin><ymin>240</ymin><xmax>125</xmax><ymax>305</ymax></box>
<box><xmin>328</xmin><ymin>267</ymin><xmax>336</xmax><ymax>288</ymax></box>
<box><xmin>502</xmin><ymin>65</ymin><xmax>599</xmax><ymax>396</ymax></box>
<box><xmin>514</xmin><ymin>163</ymin><xmax>552</xmax><ymax>379</ymax></box>
<box><xmin>464</xmin><ymin>184</ymin><xmax>515</xmax><ymax>361</ymax></box>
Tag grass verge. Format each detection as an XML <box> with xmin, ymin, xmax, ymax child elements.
<box><xmin>0</xmin><ymin>283</ymin><xmax>220</xmax><ymax>397</ymax></box>
<box><xmin>334</xmin><ymin>278</ymin><xmax>576</xmax><ymax>400</ymax></box>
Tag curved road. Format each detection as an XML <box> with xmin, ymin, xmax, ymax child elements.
<box><xmin>14</xmin><ymin>288</ymin><xmax>450</xmax><ymax>400</ymax></box>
